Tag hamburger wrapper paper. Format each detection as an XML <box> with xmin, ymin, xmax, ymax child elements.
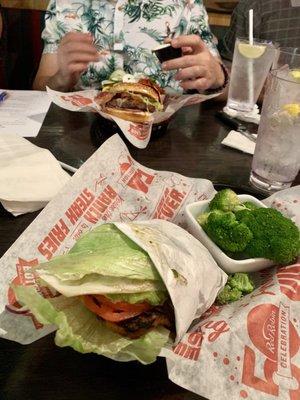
<box><xmin>0</xmin><ymin>134</ymin><xmax>300</xmax><ymax>398</ymax></box>
<box><xmin>115</xmin><ymin>221</ymin><xmax>226</xmax><ymax>342</ymax></box>
<box><xmin>163</xmin><ymin>260</ymin><xmax>300</xmax><ymax>400</ymax></box>
<box><xmin>0</xmin><ymin>134</ymin><xmax>224</xmax><ymax>344</ymax></box>
<box><xmin>46</xmin><ymin>87</ymin><xmax>219</xmax><ymax>149</ymax></box>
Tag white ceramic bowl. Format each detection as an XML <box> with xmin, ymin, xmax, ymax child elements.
<box><xmin>184</xmin><ymin>194</ymin><xmax>274</xmax><ymax>274</ymax></box>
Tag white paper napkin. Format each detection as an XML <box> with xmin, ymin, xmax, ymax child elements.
<box><xmin>221</xmin><ymin>130</ymin><xmax>256</xmax><ymax>155</ymax></box>
<box><xmin>223</xmin><ymin>104</ymin><xmax>261</xmax><ymax>124</ymax></box>
<box><xmin>0</xmin><ymin>90</ymin><xmax>52</xmax><ymax>137</ymax></box>
<box><xmin>0</xmin><ymin>135</ymin><xmax>70</xmax><ymax>216</ymax></box>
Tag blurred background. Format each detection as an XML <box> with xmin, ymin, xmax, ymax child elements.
<box><xmin>0</xmin><ymin>0</ymin><xmax>238</xmax><ymax>89</ymax></box>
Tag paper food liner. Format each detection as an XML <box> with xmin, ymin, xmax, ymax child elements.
<box><xmin>0</xmin><ymin>134</ymin><xmax>299</xmax><ymax>400</ymax></box>
<box><xmin>47</xmin><ymin>87</ymin><xmax>219</xmax><ymax>149</ymax></box>
<box><xmin>163</xmin><ymin>187</ymin><xmax>300</xmax><ymax>400</ymax></box>
<box><xmin>164</xmin><ymin>260</ymin><xmax>300</xmax><ymax>400</ymax></box>
<box><xmin>0</xmin><ymin>134</ymin><xmax>218</xmax><ymax>343</ymax></box>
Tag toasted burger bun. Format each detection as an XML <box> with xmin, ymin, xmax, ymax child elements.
<box><xmin>105</xmin><ymin>82</ymin><xmax>161</xmax><ymax>103</ymax></box>
<box><xmin>103</xmin><ymin>105</ymin><xmax>152</xmax><ymax>123</ymax></box>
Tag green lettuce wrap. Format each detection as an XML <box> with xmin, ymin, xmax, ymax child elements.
<box><xmin>12</xmin><ymin>224</ymin><xmax>172</xmax><ymax>364</ymax></box>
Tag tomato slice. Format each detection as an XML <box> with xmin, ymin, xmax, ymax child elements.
<box><xmin>82</xmin><ymin>295</ymin><xmax>151</xmax><ymax>322</ymax></box>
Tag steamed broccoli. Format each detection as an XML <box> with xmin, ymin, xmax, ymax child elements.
<box><xmin>196</xmin><ymin>212</ymin><xmax>211</xmax><ymax>227</ymax></box>
<box><xmin>209</xmin><ymin>189</ymin><xmax>260</xmax><ymax>213</ymax></box>
<box><xmin>203</xmin><ymin>210</ymin><xmax>253</xmax><ymax>253</ymax></box>
<box><xmin>235</xmin><ymin>209</ymin><xmax>272</xmax><ymax>259</ymax></box>
<box><xmin>217</xmin><ymin>272</ymin><xmax>254</xmax><ymax>304</ymax></box>
<box><xmin>228</xmin><ymin>272</ymin><xmax>254</xmax><ymax>293</ymax></box>
<box><xmin>216</xmin><ymin>284</ymin><xmax>242</xmax><ymax>304</ymax></box>
<box><xmin>197</xmin><ymin>189</ymin><xmax>300</xmax><ymax>264</ymax></box>
<box><xmin>209</xmin><ymin>189</ymin><xmax>242</xmax><ymax>212</ymax></box>
<box><xmin>242</xmin><ymin>201</ymin><xmax>260</xmax><ymax>211</ymax></box>
<box><xmin>238</xmin><ymin>208</ymin><xmax>300</xmax><ymax>264</ymax></box>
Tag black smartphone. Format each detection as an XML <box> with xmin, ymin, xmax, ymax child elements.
<box><xmin>151</xmin><ymin>44</ymin><xmax>181</xmax><ymax>63</ymax></box>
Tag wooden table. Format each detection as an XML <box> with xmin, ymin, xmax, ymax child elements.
<box><xmin>0</xmin><ymin>101</ymin><xmax>258</xmax><ymax>400</ymax></box>
<box><xmin>1</xmin><ymin>0</ymin><xmax>49</xmax><ymax>11</ymax></box>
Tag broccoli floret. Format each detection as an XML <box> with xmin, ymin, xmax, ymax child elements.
<box><xmin>242</xmin><ymin>201</ymin><xmax>261</xmax><ymax>211</ymax></box>
<box><xmin>235</xmin><ymin>209</ymin><xmax>272</xmax><ymax>259</ymax></box>
<box><xmin>216</xmin><ymin>284</ymin><xmax>242</xmax><ymax>304</ymax></box>
<box><xmin>216</xmin><ymin>273</ymin><xmax>255</xmax><ymax>305</ymax></box>
<box><xmin>203</xmin><ymin>210</ymin><xmax>253</xmax><ymax>253</ymax></box>
<box><xmin>209</xmin><ymin>189</ymin><xmax>242</xmax><ymax>212</ymax></box>
<box><xmin>240</xmin><ymin>208</ymin><xmax>300</xmax><ymax>264</ymax></box>
<box><xmin>269</xmin><ymin>237</ymin><xmax>300</xmax><ymax>265</ymax></box>
<box><xmin>203</xmin><ymin>190</ymin><xmax>299</xmax><ymax>264</ymax></box>
<box><xmin>235</xmin><ymin>209</ymin><xmax>255</xmax><ymax>222</ymax></box>
<box><xmin>227</xmin><ymin>272</ymin><xmax>254</xmax><ymax>294</ymax></box>
<box><xmin>209</xmin><ymin>189</ymin><xmax>258</xmax><ymax>213</ymax></box>
<box><xmin>196</xmin><ymin>212</ymin><xmax>211</xmax><ymax>226</ymax></box>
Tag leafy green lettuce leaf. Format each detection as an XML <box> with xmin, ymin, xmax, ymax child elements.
<box><xmin>134</xmin><ymin>94</ymin><xmax>163</xmax><ymax>112</ymax></box>
<box><xmin>105</xmin><ymin>291</ymin><xmax>168</xmax><ymax>306</ymax></box>
<box><xmin>13</xmin><ymin>285</ymin><xmax>170</xmax><ymax>365</ymax></box>
<box><xmin>69</xmin><ymin>223</ymin><xmax>143</xmax><ymax>255</ymax></box>
<box><xmin>36</xmin><ymin>224</ymin><xmax>167</xmax><ymax>297</ymax></box>
<box><xmin>39</xmin><ymin>273</ymin><xmax>165</xmax><ymax>297</ymax></box>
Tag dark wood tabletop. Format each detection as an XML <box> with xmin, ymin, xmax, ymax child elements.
<box><xmin>0</xmin><ymin>100</ymin><xmax>278</xmax><ymax>400</ymax></box>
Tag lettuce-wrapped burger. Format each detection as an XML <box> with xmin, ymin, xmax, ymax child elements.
<box><xmin>12</xmin><ymin>221</ymin><xmax>226</xmax><ymax>364</ymax></box>
<box><xmin>13</xmin><ymin>224</ymin><xmax>173</xmax><ymax>364</ymax></box>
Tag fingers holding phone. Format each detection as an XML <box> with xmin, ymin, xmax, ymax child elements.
<box><xmin>160</xmin><ymin>35</ymin><xmax>225</xmax><ymax>92</ymax></box>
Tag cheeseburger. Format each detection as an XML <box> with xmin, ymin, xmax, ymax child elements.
<box><xmin>95</xmin><ymin>76</ymin><xmax>165</xmax><ymax>123</ymax></box>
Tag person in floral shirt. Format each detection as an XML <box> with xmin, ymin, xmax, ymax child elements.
<box><xmin>33</xmin><ymin>0</ymin><xmax>226</xmax><ymax>93</ymax></box>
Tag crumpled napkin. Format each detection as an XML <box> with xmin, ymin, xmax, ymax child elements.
<box><xmin>0</xmin><ymin>135</ymin><xmax>70</xmax><ymax>216</ymax></box>
<box><xmin>221</xmin><ymin>130</ymin><xmax>257</xmax><ymax>155</ymax></box>
<box><xmin>223</xmin><ymin>104</ymin><xmax>261</xmax><ymax>124</ymax></box>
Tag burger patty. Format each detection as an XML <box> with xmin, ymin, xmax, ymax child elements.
<box><xmin>106</xmin><ymin>93</ymin><xmax>156</xmax><ymax>113</ymax></box>
<box><xmin>103</xmin><ymin>301</ymin><xmax>175</xmax><ymax>339</ymax></box>
<box><xmin>118</xmin><ymin>307</ymin><xmax>172</xmax><ymax>332</ymax></box>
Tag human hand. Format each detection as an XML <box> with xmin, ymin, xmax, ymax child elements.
<box><xmin>162</xmin><ymin>35</ymin><xmax>225</xmax><ymax>91</ymax></box>
<box><xmin>55</xmin><ymin>32</ymin><xmax>100</xmax><ymax>89</ymax></box>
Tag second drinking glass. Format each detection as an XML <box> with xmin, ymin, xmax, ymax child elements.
<box><xmin>227</xmin><ymin>38</ymin><xmax>277</xmax><ymax>112</ymax></box>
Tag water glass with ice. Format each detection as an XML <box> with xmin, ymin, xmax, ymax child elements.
<box><xmin>250</xmin><ymin>66</ymin><xmax>300</xmax><ymax>193</ymax></box>
<box><xmin>227</xmin><ymin>38</ymin><xmax>277</xmax><ymax>112</ymax></box>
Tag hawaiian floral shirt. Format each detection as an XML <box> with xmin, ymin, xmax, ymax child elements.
<box><xmin>43</xmin><ymin>0</ymin><xmax>218</xmax><ymax>90</ymax></box>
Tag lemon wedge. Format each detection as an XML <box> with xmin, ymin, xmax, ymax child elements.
<box><xmin>290</xmin><ymin>70</ymin><xmax>300</xmax><ymax>83</ymax></box>
<box><xmin>282</xmin><ymin>103</ymin><xmax>300</xmax><ymax>117</ymax></box>
<box><xmin>238</xmin><ymin>43</ymin><xmax>266</xmax><ymax>59</ymax></box>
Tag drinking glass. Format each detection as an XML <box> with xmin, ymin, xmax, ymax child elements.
<box><xmin>274</xmin><ymin>47</ymin><xmax>300</xmax><ymax>70</ymax></box>
<box><xmin>227</xmin><ymin>38</ymin><xmax>277</xmax><ymax>112</ymax></box>
<box><xmin>250</xmin><ymin>67</ymin><xmax>300</xmax><ymax>193</ymax></box>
